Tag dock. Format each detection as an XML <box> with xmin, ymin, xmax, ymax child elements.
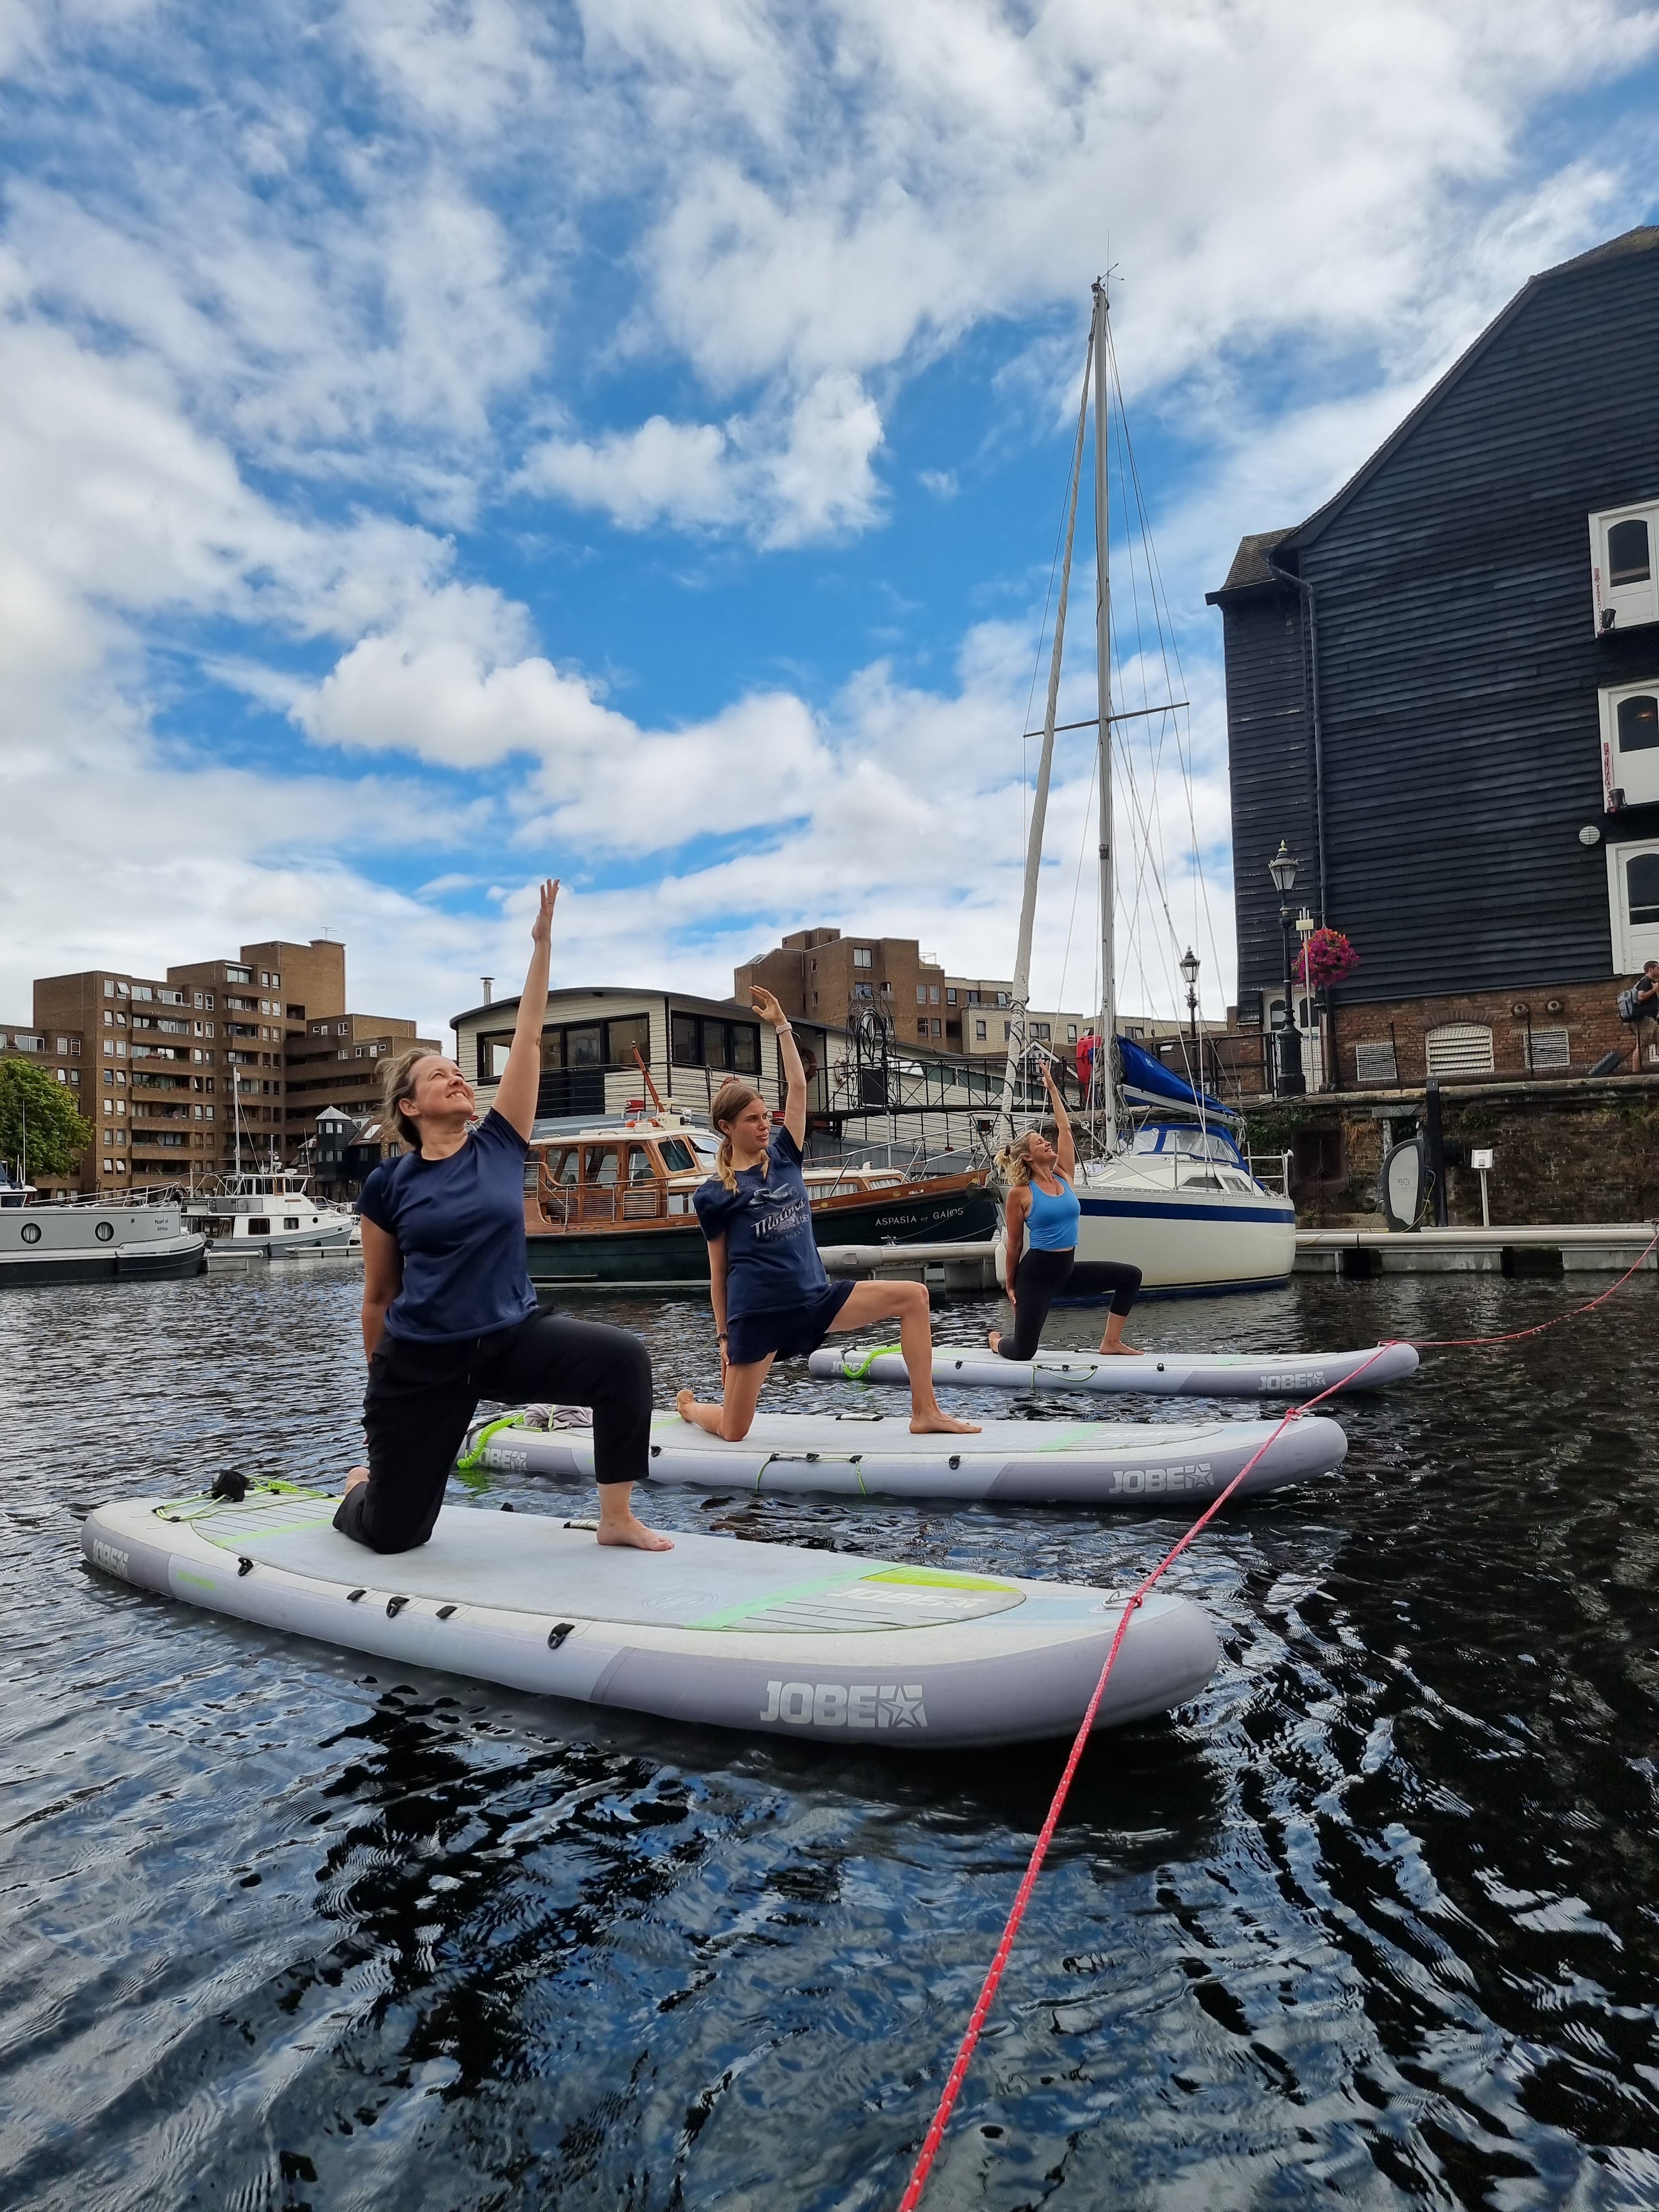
<box><xmin>820</xmin><ymin>1224</ymin><xmax>1659</xmax><ymax>1291</ymax></box>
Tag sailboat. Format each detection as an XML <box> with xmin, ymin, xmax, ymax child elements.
<box><xmin>996</xmin><ymin>281</ymin><xmax>1296</xmax><ymax>1297</ymax></box>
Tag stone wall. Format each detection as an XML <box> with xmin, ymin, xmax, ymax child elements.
<box><xmin>1245</xmin><ymin>1077</ymin><xmax>1659</xmax><ymax>1227</ymax></box>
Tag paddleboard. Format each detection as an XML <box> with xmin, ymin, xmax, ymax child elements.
<box><xmin>465</xmin><ymin>1405</ymin><xmax>1347</xmax><ymax>1505</ymax></box>
<box><xmin>81</xmin><ymin>1485</ymin><xmax>1218</xmax><ymax>1747</ymax></box>
<box><xmin>808</xmin><ymin>1340</ymin><xmax>1420</xmax><ymax>1399</ymax></box>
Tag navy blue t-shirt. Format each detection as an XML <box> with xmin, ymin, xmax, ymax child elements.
<box><xmin>692</xmin><ymin>1124</ymin><xmax>827</xmax><ymax>1320</ymax></box>
<box><xmin>358</xmin><ymin>1109</ymin><xmax>538</xmax><ymax>1343</ymax></box>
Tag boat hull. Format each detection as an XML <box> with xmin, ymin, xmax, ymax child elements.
<box><xmin>1056</xmin><ymin>1185</ymin><xmax>1297</xmax><ymax>1298</ymax></box>
<box><xmin>0</xmin><ymin>1234</ymin><xmax>207</xmax><ymax>1286</ymax></box>
<box><xmin>812</xmin><ymin>1340</ymin><xmax>1420</xmax><ymax>1398</ymax></box>
<box><xmin>527</xmin><ymin>1176</ymin><xmax>998</xmax><ymax>1291</ymax></box>
<box><xmin>0</xmin><ymin>1202</ymin><xmax>207</xmax><ymax>1288</ymax></box>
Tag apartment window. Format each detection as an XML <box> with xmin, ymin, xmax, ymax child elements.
<box><xmin>1424</xmin><ymin>1022</ymin><xmax>1494</xmax><ymax>1077</ymax></box>
<box><xmin>1067</xmin><ymin>1024</ymin><xmax>1078</xmax><ymax>1042</ymax></box>
<box><xmin>1590</xmin><ymin>503</ymin><xmax>1659</xmax><ymax>633</ymax></box>
<box><xmin>853</xmin><ymin>982</ymin><xmax>873</xmax><ymax>1000</ymax></box>
<box><xmin>103</xmin><ymin>1011</ymin><xmax>113</xmax><ymax>1026</ymax></box>
<box><xmin>1003</xmin><ymin>1020</ymin><xmax>1011</xmax><ymax>1040</ymax></box>
<box><xmin>103</xmin><ymin>1157</ymin><xmax>113</xmax><ymax>1172</ymax></box>
<box><xmin>916</xmin><ymin>986</ymin><xmax>927</xmax><ymax>1004</ymax></box>
<box><xmin>1354</xmin><ymin>1041</ymin><xmax>1399</xmax><ymax>1086</ymax></box>
<box><xmin>975</xmin><ymin>1019</ymin><xmax>987</xmax><ymax>1041</ymax></box>
<box><xmin>928</xmin><ymin>986</ymin><xmax>940</xmax><ymax>1005</ymax></box>
<box><xmin>225</xmin><ymin>966</ymin><xmax>252</xmax><ymax>984</ymax></box>
<box><xmin>852</xmin><ymin>947</ymin><xmax>873</xmax><ymax>968</ymax></box>
<box><xmin>103</xmin><ymin>1098</ymin><xmax>113</xmax><ymax>1115</ymax></box>
<box><xmin>115</xmin><ymin>980</ymin><xmax>129</xmax><ymax>998</ymax></box>
<box><xmin>995</xmin><ymin>992</ymin><xmax>1009</xmax><ymax>1008</ymax></box>
<box><xmin>103</xmin><ymin>980</ymin><xmax>114</xmax><ymax>997</ymax></box>
<box><xmin>338</xmin><ymin>1047</ymin><xmax>350</xmax><ymax>1061</ymax></box>
<box><xmin>1033</xmin><ymin>1022</ymin><xmax>1051</xmax><ymax>1041</ymax></box>
<box><xmin>1526</xmin><ymin>1026</ymin><xmax>1572</xmax><ymax>1072</ymax></box>
<box><xmin>1610</xmin><ymin>839</ymin><xmax>1659</xmax><ymax>966</ymax></box>
<box><xmin>336</xmin><ymin>1021</ymin><xmax>349</xmax><ymax>1036</ymax></box>
<box><xmin>931</xmin><ymin>1019</ymin><xmax>942</xmax><ymax>1037</ymax></box>
<box><xmin>1600</xmin><ymin>681</ymin><xmax>1659</xmax><ymax>810</ymax></box>
<box><xmin>946</xmin><ymin>988</ymin><xmax>957</xmax><ymax>1006</ymax></box>
<box><xmin>131</xmin><ymin>985</ymin><xmax>152</xmax><ymax>1003</ymax></box>
<box><xmin>102</xmin><ymin>1040</ymin><xmax>112</xmax><ymax>1057</ymax></box>
<box><xmin>918</xmin><ymin>1021</ymin><xmax>929</xmax><ymax>1039</ymax></box>
<box><xmin>13</xmin><ymin>1034</ymin><xmax>41</xmax><ymax>1051</ymax></box>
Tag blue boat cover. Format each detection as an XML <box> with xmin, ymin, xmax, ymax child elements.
<box><xmin>1115</xmin><ymin>1033</ymin><xmax>1238</xmax><ymax>1122</ymax></box>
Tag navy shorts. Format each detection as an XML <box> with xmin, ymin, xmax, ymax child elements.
<box><xmin>726</xmin><ymin>1281</ymin><xmax>855</xmax><ymax>1366</ymax></box>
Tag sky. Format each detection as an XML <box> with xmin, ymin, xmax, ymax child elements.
<box><xmin>3</xmin><ymin>0</ymin><xmax>1658</xmax><ymax>1044</ymax></box>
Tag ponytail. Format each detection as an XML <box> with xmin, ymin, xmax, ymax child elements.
<box><xmin>709</xmin><ymin>1079</ymin><xmax>765</xmax><ymax>1191</ymax></box>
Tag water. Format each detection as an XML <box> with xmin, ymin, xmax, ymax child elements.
<box><xmin>4</xmin><ymin>1267</ymin><xmax>1659</xmax><ymax>2209</ymax></box>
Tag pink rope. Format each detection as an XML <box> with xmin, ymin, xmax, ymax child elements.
<box><xmin>896</xmin><ymin>1224</ymin><xmax>1659</xmax><ymax>2209</ymax></box>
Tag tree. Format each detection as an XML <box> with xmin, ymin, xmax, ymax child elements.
<box><xmin>0</xmin><ymin>1060</ymin><xmax>95</xmax><ymax>1183</ymax></box>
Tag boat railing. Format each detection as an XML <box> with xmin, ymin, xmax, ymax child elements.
<box><xmin>1248</xmin><ymin>1151</ymin><xmax>1293</xmax><ymax>1196</ymax></box>
<box><xmin>534</xmin><ymin>1180</ymin><xmax>682</xmax><ymax>1229</ymax></box>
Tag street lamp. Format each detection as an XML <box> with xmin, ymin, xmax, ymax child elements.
<box><xmin>1267</xmin><ymin>841</ymin><xmax>1306</xmax><ymax>1097</ymax></box>
<box><xmin>1179</xmin><ymin>946</ymin><xmax>1201</xmax><ymax>1078</ymax></box>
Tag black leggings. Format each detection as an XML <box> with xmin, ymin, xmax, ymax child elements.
<box><xmin>335</xmin><ymin>1311</ymin><xmax>653</xmax><ymax>1555</ymax></box>
<box><xmin>997</xmin><ymin>1246</ymin><xmax>1141</xmax><ymax>1361</ymax></box>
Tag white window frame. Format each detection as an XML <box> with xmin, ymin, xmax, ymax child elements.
<box><xmin>1590</xmin><ymin>502</ymin><xmax>1659</xmax><ymax>634</ymax></box>
<box><xmin>1608</xmin><ymin>836</ymin><xmax>1659</xmax><ymax>969</ymax></box>
<box><xmin>1599</xmin><ymin>677</ymin><xmax>1659</xmax><ymax>810</ymax></box>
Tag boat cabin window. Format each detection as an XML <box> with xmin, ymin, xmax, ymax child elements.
<box><xmin>657</xmin><ymin>1138</ymin><xmax>697</xmax><ymax>1172</ymax></box>
<box><xmin>1131</xmin><ymin>1125</ymin><xmax>1241</xmax><ymax>1165</ymax></box>
<box><xmin>584</xmin><ymin>1145</ymin><xmax>620</xmax><ymax>1187</ymax></box>
<box><xmin>628</xmin><ymin>1148</ymin><xmax>657</xmax><ymax>1185</ymax></box>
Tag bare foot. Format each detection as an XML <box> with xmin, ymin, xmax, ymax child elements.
<box><xmin>1096</xmin><ymin>1343</ymin><xmax>1143</xmax><ymax>1357</ymax></box>
<box><xmin>345</xmin><ymin>1464</ymin><xmax>370</xmax><ymax>1491</ymax></box>
<box><xmin>987</xmin><ymin>1330</ymin><xmax>1002</xmax><ymax>1352</ymax></box>
<box><xmin>910</xmin><ymin>1410</ymin><xmax>980</xmax><ymax>1435</ymax></box>
<box><xmin>596</xmin><ymin>1511</ymin><xmax>675</xmax><ymax>1552</ymax></box>
<box><xmin>676</xmin><ymin>1387</ymin><xmax>698</xmax><ymax>1422</ymax></box>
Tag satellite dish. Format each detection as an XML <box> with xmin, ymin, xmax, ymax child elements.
<box><xmin>1380</xmin><ymin>1137</ymin><xmax>1426</xmax><ymax>1233</ymax></box>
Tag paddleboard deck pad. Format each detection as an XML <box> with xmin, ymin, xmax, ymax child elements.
<box><xmin>81</xmin><ymin>1486</ymin><xmax>1218</xmax><ymax>1747</ymax></box>
<box><xmin>809</xmin><ymin>1340</ymin><xmax>1420</xmax><ymax>1399</ymax></box>
<box><xmin>465</xmin><ymin>1405</ymin><xmax>1347</xmax><ymax>1505</ymax></box>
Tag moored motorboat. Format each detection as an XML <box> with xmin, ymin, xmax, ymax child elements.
<box><xmin>82</xmin><ymin>1484</ymin><xmax>1220</xmax><ymax>1747</ymax></box>
<box><xmin>522</xmin><ymin>1110</ymin><xmax>995</xmax><ymax>1290</ymax></box>
<box><xmin>182</xmin><ymin>1171</ymin><xmax>353</xmax><ymax>1257</ymax></box>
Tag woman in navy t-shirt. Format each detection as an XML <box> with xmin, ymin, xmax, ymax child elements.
<box><xmin>675</xmin><ymin>987</ymin><xmax>977</xmax><ymax>1443</ymax></box>
<box><xmin>336</xmin><ymin>879</ymin><xmax>671</xmax><ymax>1556</ymax></box>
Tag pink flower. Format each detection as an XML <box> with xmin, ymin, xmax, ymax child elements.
<box><xmin>1294</xmin><ymin>928</ymin><xmax>1360</xmax><ymax>990</ymax></box>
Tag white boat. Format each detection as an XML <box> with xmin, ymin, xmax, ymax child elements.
<box><xmin>0</xmin><ymin>1171</ymin><xmax>206</xmax><ymax>1285</ymax></box>
<box><xmin>994</xmin><ymin>284</ymin><xmax>1296</xmax><ymax>1295</ymax></box>
<box><xmin>182</xmin><ymin>1171</ymin><xmax>353</xmax><ymax>1257</ymax></box>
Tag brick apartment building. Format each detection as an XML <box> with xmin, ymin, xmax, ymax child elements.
<box><xmin>735</xmin><ymin>928</ymin><xmax>1094</xmax><ymax>1061</ymax></box>
<box><xmin>25</xmin><ymin>938</ymin><xmax>434</xmax><ymax>1196</ymax></box>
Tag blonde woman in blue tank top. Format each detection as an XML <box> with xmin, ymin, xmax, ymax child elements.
<box><xmin>991</xmin><ymin>1062</ymin><xmax>1142</xmax><ymax>1361</ymax></box>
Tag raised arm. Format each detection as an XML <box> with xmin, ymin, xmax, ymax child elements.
<box><xmin>752</xmin><ymin>985</ymin><xmax>806</xmax><ymax>1149</ymax></box>
<box><xmin>1043</xmin><ymin>1061</ymin><xmax>1076</xmax><ymax>1180</ymax></box>
<box><xmin>493</xmin><ymin>878</ymin><xmax>558</xmax><ymax>1140</ymax></box>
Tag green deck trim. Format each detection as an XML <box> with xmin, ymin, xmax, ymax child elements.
<box><xmin>864</xmin><ymin>1567</ymin><xmax>1017</xmax><ymax>1593</ymax></box>
<box><xmin>686</xmin><ymin>1564</ymin><xmax>875</xmax><ymax>1631</ymax></box>
<box><xmin>457</xmin><ymin>1415</ymin><xmax>528</xmax><ymax>1472</ymax></box>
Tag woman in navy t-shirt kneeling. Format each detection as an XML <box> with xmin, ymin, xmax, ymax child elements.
<box><xmin>675</xmin><ymin>987</ymin><xmax>977</xmax><ymax>1443</ymax></box>
<box><xmin>336</xmin><ymin>879</ymin><xmax>671</xmax><ymax>1556</ymax></box>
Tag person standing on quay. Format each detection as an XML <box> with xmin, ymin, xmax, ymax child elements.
<box><xmin>337</xmin><ymin>879</ymin><xmax>671</xmax><ymax>1556</ymax></box>
<box><xmin>990</xmin><ymin>1059</ymin><xmax>1141</xmax><ymax>1361</ymax></box>
<box><xmin>676</xmin><ymin>986</ymin><xmax>978</xmax><ymax>1442</ymax></box>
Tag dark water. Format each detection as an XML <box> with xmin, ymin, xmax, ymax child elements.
<box><xmin>4</xmin><ymin>1266</ymin><xmax>1659</xmax><ymax>2210</ymax></box>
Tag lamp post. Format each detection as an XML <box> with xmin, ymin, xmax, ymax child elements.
<box><xmin>1180</xmin><ymin>945</ymin><xmax>1201</xmax><ymax>1084</ymax></box>
<box><xmin>1295</xmin><ymin>907</ymin><xmax>1317</xmax><ymax>1087</ymax></box>
<box><xmin>1267</xmin><ymin>841</ymin><xmax>1306</xmax><ymax>1097</ymax></box>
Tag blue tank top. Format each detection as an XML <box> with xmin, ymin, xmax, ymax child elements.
<box><xmin>1025</xmin><ymin>1174</ymin><xmax>1080</xmax><ymax>1250</ymax></box>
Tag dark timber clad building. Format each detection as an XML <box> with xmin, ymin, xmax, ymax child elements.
<box><xmin>1208</xmin><ymin>225</ymin><xmax>1659</xmax><ymax>1089</ymax></box>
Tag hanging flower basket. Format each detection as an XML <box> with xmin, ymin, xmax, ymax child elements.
<box><xmin>1294</xmin><ymin>927</ymin><xmax>1360</xmax><ymax>992</ymax></box>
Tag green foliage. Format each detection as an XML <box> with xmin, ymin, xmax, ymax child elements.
<box><xmin>0</xmin><ymin>1060</ymin><xmax>94</xmax><ymax>1181</ymax></box>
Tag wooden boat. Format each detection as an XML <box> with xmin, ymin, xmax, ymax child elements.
<box><xmin>521</xmin><ymin>1113</ymin><xmax>996</xmax><ymax>1290</ymax></box>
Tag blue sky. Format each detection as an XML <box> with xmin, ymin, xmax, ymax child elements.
<box><xmin>4</xmin><ymin>0</ymin><xmax>1658</xmax><ymax>1040</ymax></box>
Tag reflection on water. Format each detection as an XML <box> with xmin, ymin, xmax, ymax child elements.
<box><xmin>3</xmin><ymin>1267</ymin><xmax>1659</xmax><ymax>2206</ymax></box>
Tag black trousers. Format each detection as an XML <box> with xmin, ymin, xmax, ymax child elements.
<box><xmin>335</xmin><ymin>1311</ymin><xmax>653</xmax><ymax>1555</ymax></box>
<box><xmin>997</xmin><ymin>1247</ymin><xmax>1142</xmax><ymax>1361</ymax></box>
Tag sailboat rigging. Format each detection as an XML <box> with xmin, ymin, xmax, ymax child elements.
<box><xmin>995</xmin><ymin>279</ymin><xmax>1296</xmax><ymax>1296</ymax></box>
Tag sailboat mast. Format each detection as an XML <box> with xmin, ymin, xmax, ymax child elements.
<box><xmin>997</xmin><ymin>338</ymin><xmax>1093</xmax><ymax>1143</ymax></box>
<box><xmin>1091</xmin><ymin>278</ymin><xmax>1117</xmax><ymax>1153</ymax></box>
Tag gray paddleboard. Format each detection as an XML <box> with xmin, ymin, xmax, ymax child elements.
<box><xmin>808</xmin><ymin>1340</ymin><xmax>1420</xmax><ymax>1399</ymax></box>
<box><xmin>82</xmin><ymin>1488</ymin><xmax>1219</xmax><ymax>1747</ymax></box>
<box><xmin>467</xmin><ymin>1405</ymin><xmax>1347</xmax><ymax>1505</ymax></box>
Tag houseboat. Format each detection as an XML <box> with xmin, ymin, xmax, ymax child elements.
<box><xmin>181</xmin><ymin>1172</ymin><xmax>354</xmax><ymax>1257</ymax></box>
<box><xmin>0</xmin><ymin>1173</ymin><xmax>207</xmax><ymax>1286</ymax></box>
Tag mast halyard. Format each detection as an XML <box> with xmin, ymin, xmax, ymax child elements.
<box><xmin>997</xmin><ymin>334</ymin><xmax>1093</xmax><ymax>1144</ymax></box>
<box><xmin>1091</xmin><ymin>277</ymin><xmax>1117</xmax><ymax>1154</ymax></box>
